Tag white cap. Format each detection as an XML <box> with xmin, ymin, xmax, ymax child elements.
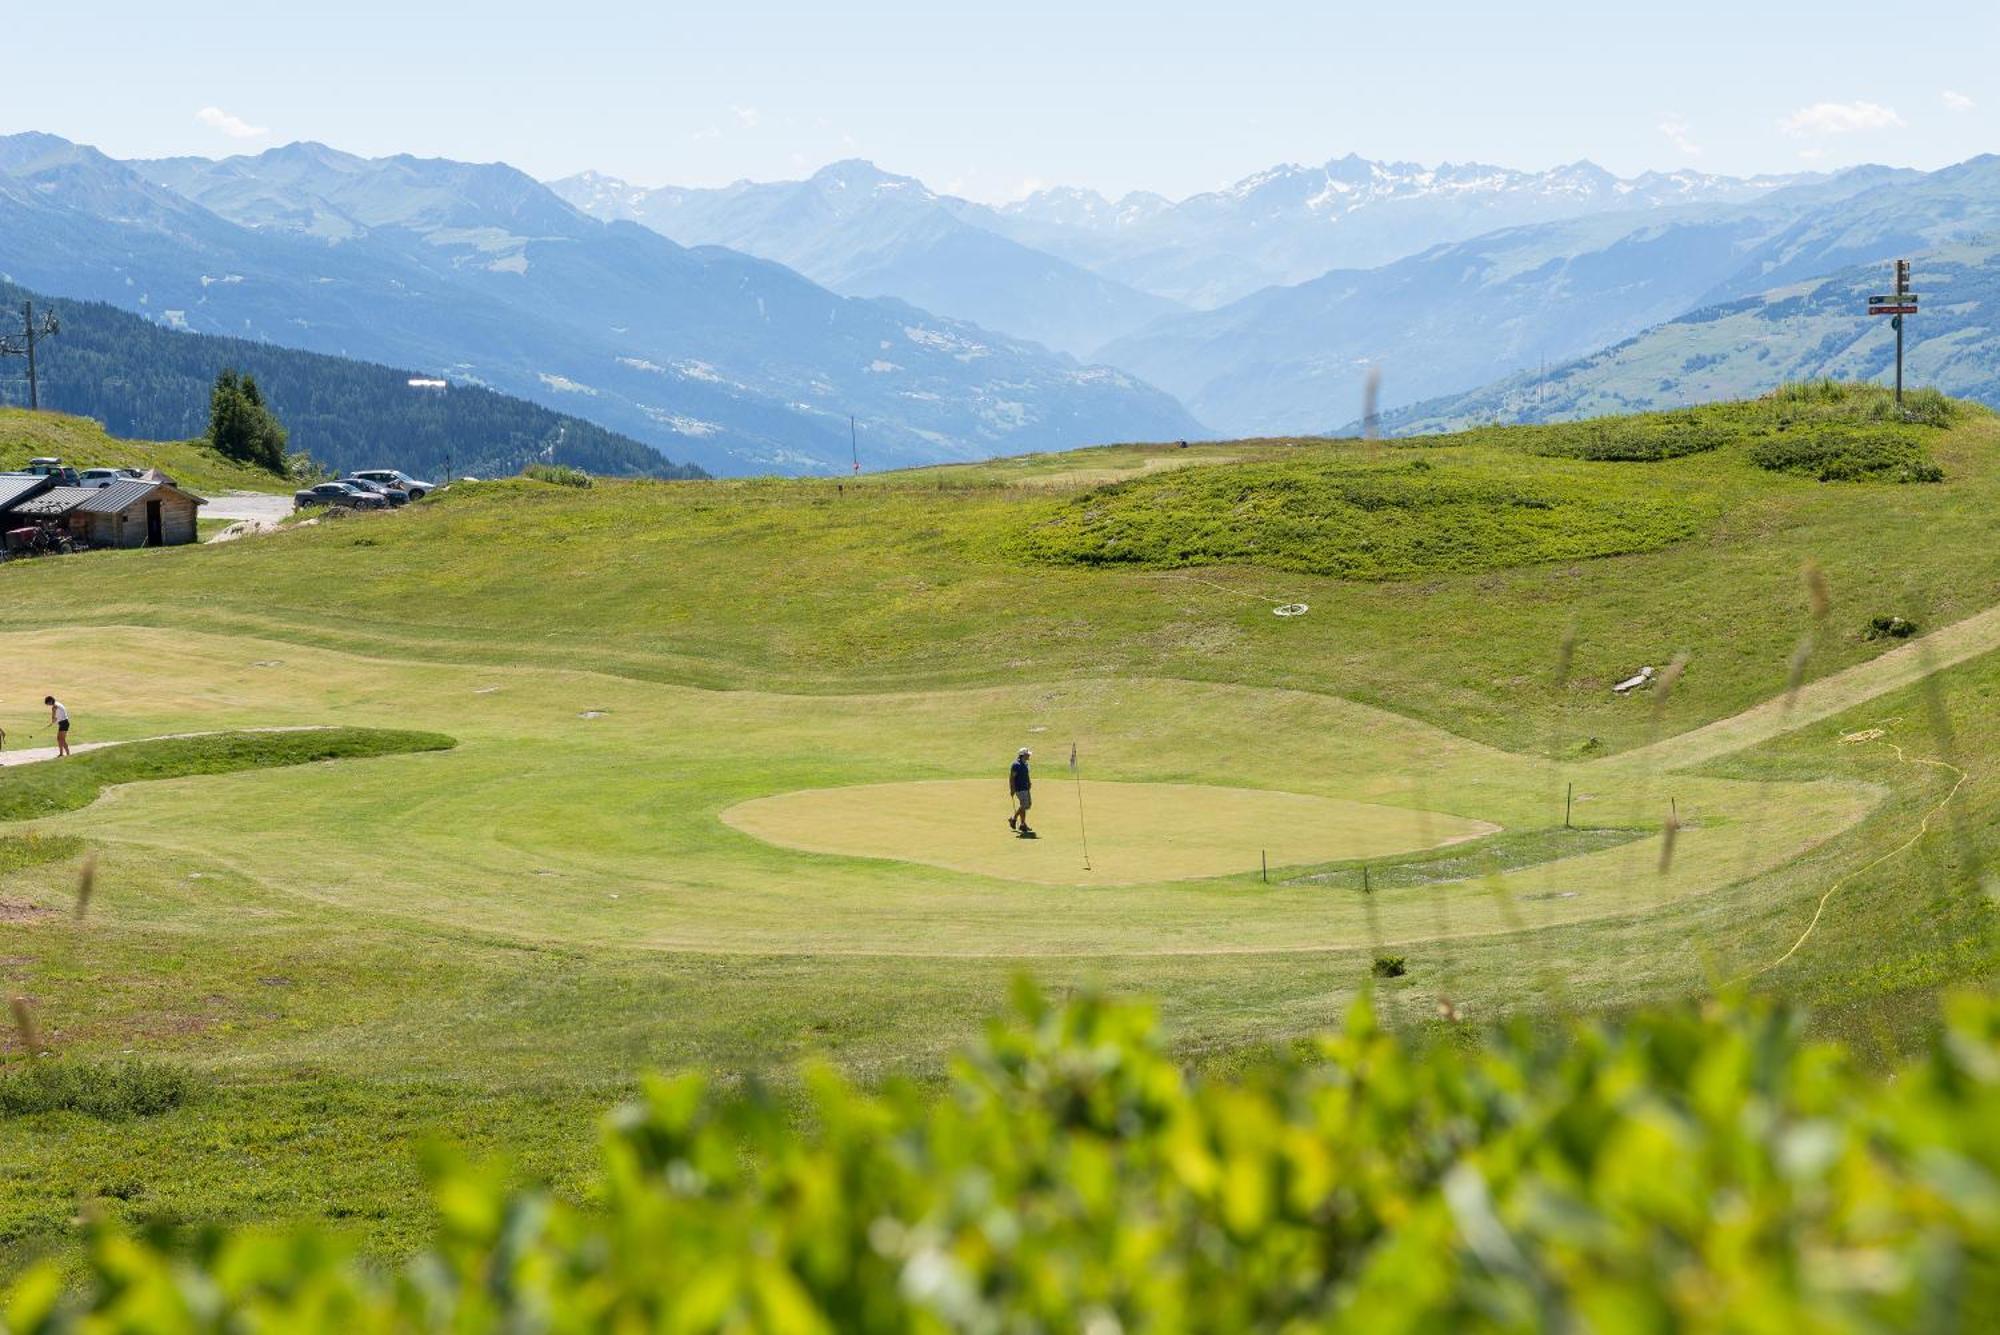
<box><xmin>1018</xmin><ymin>747</ymin><xmax>1032</xmax><ymax>757</ymax></box>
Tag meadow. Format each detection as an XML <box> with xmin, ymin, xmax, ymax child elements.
<box><xmin>1</xmin><ymin>384</ymin><xmax>1995</xmax><ymax>1273</ymax></box>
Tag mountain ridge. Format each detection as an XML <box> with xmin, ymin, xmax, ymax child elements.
<box><xmin>0</xmin><ymin>133</ymin><xmax>1200</xmax><ymax>476</ymax></box>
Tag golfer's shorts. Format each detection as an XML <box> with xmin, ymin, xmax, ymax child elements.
<box><xmin>56</xmin><ymin>721</ymin><xmax>68</xmax><ymax>733</ymax></box>
<box><xmin>1014</xmin><ymin>791</ymin><xmax>1032</xmax><ymax>810</ymax></box>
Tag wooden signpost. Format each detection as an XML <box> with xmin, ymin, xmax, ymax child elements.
<box><xmin>1867</xmin><ymin>259</ymin><xmax>1918</xmax><ymax>406</ymax></box>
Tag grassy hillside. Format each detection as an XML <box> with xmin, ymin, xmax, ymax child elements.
<box><xmin>0</xmin><ymin>407</ymin><xmax>290</xmax><ymax>494</ymax></box>
<box><xmin>1</xmin><ymin>384</ymin><xmax>1994</xmax><ymax>1273</ymax></box>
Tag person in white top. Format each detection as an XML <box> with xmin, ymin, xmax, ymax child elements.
<box><xmin>44</xmin><ymin>695</ymin><xmax>70</xmax><ymax>757</ymax></box>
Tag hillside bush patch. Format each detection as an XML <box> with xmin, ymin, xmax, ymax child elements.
<box><xmin>1518</xmin><ymin>413</ymin><xmax>1732</xmax><ymax>461</ymax></box>
<box><xmin>1866</xmin><ymin>614</ymin><xmax>1918</xmax><ymax>640</ymax></box>
<box><xmin>1748</xmin><ymin>427</ymin><xmax>1944</xmax><ymax>483</ymax></box>
<box><xmin>1015</xmin><ymin>453</ymin><xmax>1710</xmax><ymax>579</ymax></box>
<box><xmin>0</xmin><ymin>1058</ymin><xmax>194</xmax><ymax>1119</ymax></box>
<box><xmin>522</xmin><ymin>463</ymin><xmax>593</xmax><ymax>488</ymax></box>
<box><xmin>1768</xmin><ymin>378</ymin><xmax>1960</xmax><ymax>428</ymax></box>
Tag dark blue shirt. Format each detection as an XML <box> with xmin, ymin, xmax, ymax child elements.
<box><xmin>1009</xmin><ymin>758</ymin><xmax>1030</xmax><ymax>793</ymax></box>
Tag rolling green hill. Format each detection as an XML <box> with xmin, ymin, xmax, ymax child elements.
<box><xmin>0</xmin><ymin>407</ymin><xmax>293</xmax><ymax>494</ymax></box>
<box><xmin>1</xmin><ymin>384</ymin><xmax>1995</xmax><ymax>1274</ymax></box>
<box><xmin>0</xmin><ymin>280</ymin><xmax>706</xmax><ymax>480</ymax></box>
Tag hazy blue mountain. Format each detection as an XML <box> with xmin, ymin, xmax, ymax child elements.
<box><xmin>1097</xmin><ymin>167</ymin><xmax>1945</xmax><ymax>436</ymax></box>
<box><xmin>1697</xmin><ymin>156</ymin><xmax>2000</xmax><ymax>302</ymax></box>
<box><xmin>982</xmin><ymin>155</ymin><xmax>1817</xmax><ymax>307</ymax></box>
<box><xmin>549</xmin><ymin>160</ymin><xmax>1182</xmax><ymax>356</ymax></box>
<box><xmin>0</xmin><ymin>279</ymin><xmax>702</xmax><ymax>479</ymax></box>
<box><xmin>0</xmin><ymin>134</ymin><xmax>1200</xmax><ymax>475</ymax></box>
<box><xmin>1377</xmin><ymin>242</ymin><xmax>2000</xmax><ymax>434</ymax></box>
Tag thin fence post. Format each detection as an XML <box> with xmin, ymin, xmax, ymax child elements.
<box><xmin>1261</xmin><ymin>849</ymin><xmax>1268</xmax><ymax>884</ymax></box>
<box><xmin>1565</xmin><ymin>781</ymin><xmax>1573</xmax><ymax>829</ymax></box>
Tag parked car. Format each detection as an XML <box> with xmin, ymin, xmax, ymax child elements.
<box><xmin>21</xmin><ymin>458</ymin><xmax>81</xmax><ymax>486</ymax></box>
<box><xmin>351</xmin><ymin>469</ymin><xmax>436</xmax><ymax>500</ymax></box>
<box><xmin>77</xmin><ymin>467</ymin><xmax>143</xmax><ymax>487</ymax></box>
<box><xmin>294</xmin><ymin>481</ymin><xmax>385</xmax><ymax>511</ymax></box>
<box><xmin>338</xmin><ymin>476</ymin><xmax>409</xmax><ymax>506</ymax></box>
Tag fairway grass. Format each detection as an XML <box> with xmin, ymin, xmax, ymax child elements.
<box><xmin>2</xmin><ymin>389</ymin><xmax>1995</xmax><ymax>1272</ymax></box>
<box><xmin>0</xmin><ymin>625</ymin><xmax>1886</xmax><ymax>958</ymax></box>
<box><xmin>723</xmin><ymin>779</ymin><xmax>1498</xmax><ymax>885</ymax></box>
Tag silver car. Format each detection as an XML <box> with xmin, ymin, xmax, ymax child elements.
<box><xmin>352</xmin><ymin>469</ymin><xmax>436</xmax><ymax>500</ymax></box>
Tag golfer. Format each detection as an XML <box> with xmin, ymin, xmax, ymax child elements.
<box><xmin>1008</xmin><ymin>747</ymin><xmax>1034</xmax><ymax>834</ymax></box>
<box><xmin>45</xmin><ymin>696</ymin><xmax>70</xmax><ymax>757</ymax></box>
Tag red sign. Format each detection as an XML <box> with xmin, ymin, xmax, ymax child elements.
<box><xmin>1869</xmin><ymin>305</ymin><xmax>1918</xmax><ymax>315</ymax></box>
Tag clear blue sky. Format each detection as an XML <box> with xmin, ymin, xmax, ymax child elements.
<box><xmin>8</xmin><ymin>1</ymin><xmax>1995</xmax><ymax>200</ymax></box>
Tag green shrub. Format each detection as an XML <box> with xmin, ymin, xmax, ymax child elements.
<box><xmin>9</xmin><ymin>990</ymin><xmax>1998</xmax><ymax>1329</ymax></box>
<box><xmin>522</xmin><ymin>463</ymin><xmax>593</xmax><ymax>488</ymax></box>
<box><xmin>1767</xmin><ymin>379</ymin><xmax>1960</xmax><ymax>428</ymax></box>
<box><xmin>1370</xmin><ymin>954</ymin><xmax>1407</xmax><ymax>977</ymax></box>
<box><xmin>1521</xmin><ymin>414</ymin><xmax>1732</xmax><ymax>462</ymax></box>
<box><xmin>1866</xmin><ymin>614</ymin><xmax>1918</xmax><ymax>640</ymax></box>
<box><xmin>1015</xmin><ymin>453</ymin><xmax>1707</xmax><ymax>579</ymax></box>
<box><xmin>0</xmin><ymin>1058</ymin><xmax>194</xmax><ymax>1119</ymax></box>
<box><xmin>1748</xmin><ymin>427</ymin><xmax>1945</xmax><ymax>483</ymax></box>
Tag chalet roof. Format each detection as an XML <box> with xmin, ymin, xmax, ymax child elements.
<box><xmin>0</xmin><ymin>474</ymin><xmax>54</xmax><ymax>512</ymax></box>
<box><xmin>75</xmin><ymin>478</ymin><xmax>205</xmax><ymax>513</ymax></box>
<box><xmin>9</xmin><ymin>486</ymin><xmax>97</xmax><ymax>518</ymax></box>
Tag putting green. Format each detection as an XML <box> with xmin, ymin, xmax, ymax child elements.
<box><xmin>722</xmin><ymin>779</ymin><xmax>1500</xmax><ymax>885</ymax></box>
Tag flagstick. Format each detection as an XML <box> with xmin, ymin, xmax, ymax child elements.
<box><xmin>1071</xmin><ymin>740</ymin><xmax>1092</xmax><ymax>872</ymax></box>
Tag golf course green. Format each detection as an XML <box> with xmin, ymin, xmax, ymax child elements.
<box><xmin>2</xmin><ymin>384</ymin><xmax>1996</xmax><ymax>1270</ymax></box>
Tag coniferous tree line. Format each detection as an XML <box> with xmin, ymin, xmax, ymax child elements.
<box><xmin>207</xmin><ymin>368</ymin><xmax>292</xmax><ymax>473</ymax></box>
<box><xmin>0</xmin><ymin>282</ymin><xmax>706</xmax><ymax>479</ymax></box>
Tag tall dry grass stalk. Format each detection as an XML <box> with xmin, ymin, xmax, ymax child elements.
<box><xmin>10</xmin><ymin>995</ymin><xmax>42</xmax><ymax>1057</ymax></box>
<box><xmin>74</xmin><ymin>851</ymin><xmax>97</xmax><ymax>921</ymax></box>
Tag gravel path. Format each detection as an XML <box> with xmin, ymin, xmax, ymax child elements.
<box><xmin>202</xmin><ymin>492</ymin><xmax>294</xmax><ymax>524</ymax></box>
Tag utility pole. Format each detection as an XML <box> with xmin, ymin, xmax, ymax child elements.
<box><xmin>0</xmin><ymin>301</ymin><xmax>60</xmax><ymax>410</ymax></box>
<box><xmin>1867</xmin><ymin>260</ymin><xmax>1918</xmax><ymax>408</ymax></box>
<box><xmin>849</xmin><ymin>415</ymin><xmax>860</xmax><ymax>474</ymax></box>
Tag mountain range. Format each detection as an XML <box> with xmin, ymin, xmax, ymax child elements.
<box><xmin>0</xmin><ymin>279</ymin><xmax>701</xmax><ymax>479</ymax></box>
<box><xmin>550</xmin><ymin>161</ymin><xmax>1181</xmax><ymax>357</ymax></box>
<box><xmin>1379</xmin><ymin>240</ymin><xmax>2000</xmax><ymax>435</ymax></box>
<box><xmin>0</xmin><ymin>133</ymin><xmax>1198</xmax><ymax>475</ymax></box>
<box><xmin>1374</xmin><ymin>157</ymin><xmax>2000</xmax><ymax>434</ymax></box>
<box><xmin>1099</xmin><ymin>169</ymin><xmax>1934</xmax><ymax>434</ymax></box>
<box><xmin>7</xmin><ymin>128</ymin><xmax>2000</xmax><ymax>471</ymax></box>
<box><xmin>982</xmin><ymin>156</ymin><xmax>1818</xmax><ymax>308</ymax></box>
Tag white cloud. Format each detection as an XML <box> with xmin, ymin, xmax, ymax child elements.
<box><xmin>1942</xmin><ymin>89</ymin><xmax>1976</xmax><ymax>112</ymax></box>
<box><xmin>689</xmin><ymin>126</ymin><xmax>722</xmax><ymax>143</ymax></box>
<box><xmin>194</xmin><ymin>106</ymin><xmax>269</xmax><ymax>140</ymax></box>
<box><xmin>731</xmin><ymin>105</ymin><xmax>760</xmax><ymax>129</ymax></box>
<box><xmin>1779</xmin><ymin>100</ymin><xmax>1905</xmax><ymax>137</ymax></box>
<box><xmin>1657</xmin><ymin>116</ymin><xmax>1702</xmax><ymax>157</ymax></box>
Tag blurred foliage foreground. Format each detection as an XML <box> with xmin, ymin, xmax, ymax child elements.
<box><xmin>6</xmin><ymin>986</ymin><xmax>1998</xmax><ymax>1332</ymax></box>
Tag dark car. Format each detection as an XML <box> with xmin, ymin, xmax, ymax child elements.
<box><xmin>21</xmin><ymin>458</ymin><xmax>82</xmax><ymax>487</ymax></box>
<box><xmin>352</xmin><ymin>469</ymin><xmax>436</xmax><ymax>500</ymax></box>
<box><xmin>339</xmin><ymin>476</ymin><xmax>410</xmax><ymax>506</ymax></box>
<box><xmin>294</xmin><ymin>481</ymin><xmax>385</xmax><ymax>511</ymax></box>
